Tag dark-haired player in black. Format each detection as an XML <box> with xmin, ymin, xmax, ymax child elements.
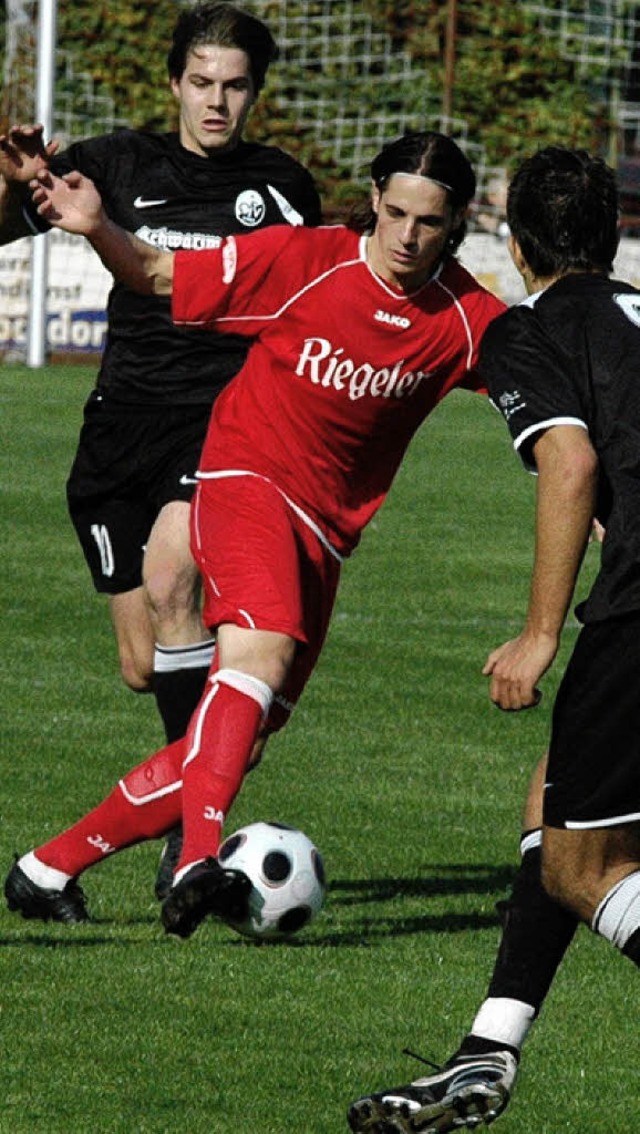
<box><xmin>349</xmin><ymin>146</ymin><xmax>640</xmax><ymax>1132</ymax></box>
<box><xmin>0</xmin><ymin>2</ymin><xmax>321</xmax><ymax>898</ymax></box>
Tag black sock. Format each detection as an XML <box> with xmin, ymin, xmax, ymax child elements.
<box><xmin>455</xmin><ymin>1035</ymin><xmax>520</xmax><ymax>1062</ymax></box>
<box><xmin>485</xmin><ymin>835</ymin><xmax>578</xmax><ymax>1012</ymax></box>
<box><xmin>154</xmin><ymin>643</ymin><xmax>213</xmax><ymax>742</ymax></box>
<box><xmin>622</xmin><ymin>925</ymin><xmax>640</xmax><ymax>965</ymax></box>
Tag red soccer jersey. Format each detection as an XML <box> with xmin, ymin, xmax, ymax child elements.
<box><xmin>172</xmin><ymin>224</ymin><xmax>505</xmax><ymax>556</ymax></box>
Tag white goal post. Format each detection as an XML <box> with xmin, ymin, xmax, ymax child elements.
<box><xmin>26</xmin><ymin>0</ymin><xmax>56</xmax><ymax>368</ymax></box>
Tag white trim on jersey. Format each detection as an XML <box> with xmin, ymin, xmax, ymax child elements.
<box><xmin>196</xmin><ymin>468</ymin><xmax>345</xmax><ymax>563</ymax></box>
<box><xmin>209</xmin><ymin>234</ymin><xmax>461</xmax><ymax>331</ymax></box>
<box><xmin>211</xmin><ymin>244</ymin><xmax>365</xmax><ymax>331</ymax></box>
<box><xmin>513</xmin><ymin>416</ymin><xmax>588</xmax><ymax>471</ymax></box>
<box><xmin>433</xmin><ymin>276</ymin><xmax>475</xmax><ymax>369</ymax></box>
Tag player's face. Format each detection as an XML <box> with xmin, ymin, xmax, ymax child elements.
<box><xmin>172</xmin><ymin>45</ymin><xmax>256</xmax><ymax>156</ymax></box>
<box><xmin>368</xmin><ymin>173</ymin><xmax>464</xmax><ymax>290</ymax></box>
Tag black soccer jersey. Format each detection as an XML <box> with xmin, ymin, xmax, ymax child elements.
<box><xmin>480</xmin><ymin>272</ymin><xmax>640</xmax><ymax>623</ymax></box>
<box><xmin>26</xmin><ymin>130</ymin><xmax>321</xmax><ymax>404</ymax></box>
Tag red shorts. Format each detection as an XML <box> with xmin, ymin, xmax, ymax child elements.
<box><xmin>190</xmin><ymin>474</ymin><xmax>342</xmax><ymax>730</ymax></box>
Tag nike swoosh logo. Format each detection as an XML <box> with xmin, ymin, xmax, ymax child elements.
<box><xmin>134</xmin><ymin>196</ymin><xmax>169</xmax><ymax>209</ymax></box>
<box><xmin>179</xmin><ymin>474</ymin><xmax>199</xmax><ymax>485</ymax></box>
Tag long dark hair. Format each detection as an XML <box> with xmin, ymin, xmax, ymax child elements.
<box><xmin>349</xmin><ymin>130</ymin><xmax>477</xmax><ymax>255</ymax></box>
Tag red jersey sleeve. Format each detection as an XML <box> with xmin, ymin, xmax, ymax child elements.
<box><xmin>172</xmin><ymin>225</ymin><xmax>300</xmax><ymax>334</ymax></box>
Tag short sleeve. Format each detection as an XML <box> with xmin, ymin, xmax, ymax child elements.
<box><xmin>480</xmin><ymin>305</ymin><xmax>588</xmax><ymax>470</ymax></box>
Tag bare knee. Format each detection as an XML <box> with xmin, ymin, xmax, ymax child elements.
<box><xmin>217</xmin><ymin>624</ymin><xmax>297</xmax><ymax>693</ymax></box>
<box><xmin>143</xmin><ymin>562</ymin><xmax>201</xmax><ymax>637</ymax></box>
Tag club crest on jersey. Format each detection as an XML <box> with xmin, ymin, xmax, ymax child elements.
<box><xmin>235</xmin><ymin>189</ymin><xmax>267</xmax><ymax>227</ymax></box>
<box><xmin>375</xmin><ymin>309</ymin><xmax>411</xmax><ymax>329</ymax></box>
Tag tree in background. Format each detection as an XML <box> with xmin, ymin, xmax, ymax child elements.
<box><xmin>0</xmin><ymin>0</ymin><xmax>615</xmax><ymax>215</ymax></box>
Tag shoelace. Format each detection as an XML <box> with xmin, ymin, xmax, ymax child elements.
<box><xmin>402</xmin><ymin>1048</ymin><xmax>443</xmax><ymax>1073</ymax></box>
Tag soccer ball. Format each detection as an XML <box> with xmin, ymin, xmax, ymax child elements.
<box><xmin>217</xmin><ymin>821</ymin><xmax>326</xmax><ymax>941</ymax></box>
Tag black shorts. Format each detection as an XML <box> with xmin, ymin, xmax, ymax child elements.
<box><xmin>544</xmin><ymin>613</ymin><xmax>640</xmax><ymax>830</ymax></box>
<box><xmin>66</xmin><ymin>391</ymin><xmax>210</xmax><ymax>595</ymax></box>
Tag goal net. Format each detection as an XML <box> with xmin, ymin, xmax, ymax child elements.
<box><xmin>4</xmin><ymin>0</ymin><xmax>640</xmax><ymax>361</ymax></box>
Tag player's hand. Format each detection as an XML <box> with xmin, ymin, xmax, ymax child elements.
<box><xmin>0</xmin><ymin>123</ymin><xmax>58</xmax><ymax>182</ymax></box>
<box><xmin>482</xmin><ymin>629</ymin><xmax>558</xmax><ymax>711</ymax></box>
<box><xmin>30</xmin><ymin>169</ymin><xmax>104</xmax><ymax>234</ymax></box>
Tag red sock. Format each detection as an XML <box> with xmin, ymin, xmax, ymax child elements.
<box><xmin>178</xmin><ymin>668</ymin><xmax>272</xmax><ymax>873</ymax></box>
<box><xmin>34</xmin><ymin>740</ymin><xmax>184</xmax><ymax>877</ymax></box>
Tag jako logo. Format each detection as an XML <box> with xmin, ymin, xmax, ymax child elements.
<box><xmin>87</xmin><ymin>834</ymin><xmax>116</xmax><ymax>855</ymax></box>
<box><xmin>375</xmin><ymin>309</ymin><xmax>411</xmax><ymax>329</ymax></box>
<box><xmin>204</xmin><ymin>806</ymin><xmax>225</xmax><ymax>822</ymax></box>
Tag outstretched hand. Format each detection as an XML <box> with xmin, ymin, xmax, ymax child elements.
<box><xmin>482</xmin><ymin>629</ymin><xmax>559</xmax><ymax>711</ymax></box>
<box><xmin>30</xmin><ymin>169</ymin><xmax>104</xmax><ymax>235</ymax></box>
<box><xmin>0</xmin><ymin>123</ymin><xmax>58</xmax><ymax>182</ymax></box>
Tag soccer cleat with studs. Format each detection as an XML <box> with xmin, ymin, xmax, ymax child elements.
<box><xmin>161</xmin><ymin>855</ymin><xmax>252</xmax><ymax>939</ymax></box>
<box><xmin>347</xmin><ymin>1049</ymin><xmax>518</xmax><ymax>1133</ymax></box>
<box><xmin>4</xmin><ymin>857</ymin><xmax>90</xmax><ymax>925</ymax></box>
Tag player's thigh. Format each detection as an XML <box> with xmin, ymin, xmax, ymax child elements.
<box><xmin>522</xmin><ymin>752</ymin><xmax>548</xmax><ymax>831</ymax></box>
<box><xmin>192</xmin><ymin>477</ymin><xmax>307</xmax><ymax>639</ymax></box>
<box><xmin>108</xmin><ymin>588</ymin><xmax>155</xmax><ymax>690</ymax></box>
<box><xmin>143</xmin><ymin>500</ymin><xmax>200</xmax><ymax>601</ymax></box>
<box><xmin>543</xmin><ymin>822</ymin><xmax>640</xmax><ymax>919</ymax></box>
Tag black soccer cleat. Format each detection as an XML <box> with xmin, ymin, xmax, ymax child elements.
<box><xmin>347</xmin><ymin>1050</ymin><xmax>518</xmax><ymax>1133</ymax></box>
<box><xmin>4</xmin><ymin>857</ymin><xmax>90</xmax><ymax>925</ymax></box>
<box><xmin>161</xmin><ymin>856</ymin><xmax>252</xmax><ymax>939</ymax></box>
<box><xmin>154</xmin><ymin>825</ymin><xmax>184</xmax><ymax>901</ymax></box>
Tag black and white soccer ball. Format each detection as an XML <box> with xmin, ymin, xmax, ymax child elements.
<box><xmin>217</xmin><ymin>821</ymin><xmax>326</xmax><ymax>941</ymax></box>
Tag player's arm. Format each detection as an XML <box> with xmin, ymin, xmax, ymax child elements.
<box><xmin>30</xmin><ymin>168</ymin><xmax>174</xmax><ymax>296</ymax></box>
<box><xmin>0</xmin><ymin>124</ymin><xmax>59</xmax><ymax>243</ymax></box>
<box><xmin>483</xmin><ymin>423</ymin><xmax>598</xmax><ymax>711</ymax></box>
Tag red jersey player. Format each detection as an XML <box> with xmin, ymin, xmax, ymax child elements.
<box><xmin>6</xmin><ymin>132</ymin><xmax>505</xmax><ymax>938</ymax></box>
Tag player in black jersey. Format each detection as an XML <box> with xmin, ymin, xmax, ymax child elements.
<box><xmin>349</xmin><ymin>147</ymin><xmax>640</xmax><ymax>1132</ymax></box>
<box><xmin>0</xmin><ymin>3</ymin><xmax>321</xmax><ymax>897</ymax></box>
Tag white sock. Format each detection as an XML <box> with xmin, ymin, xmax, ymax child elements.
<box><xmin>19</xmin><ymin>850</ymin><xmax>72</xmax><ymax>891</ymax></box>
<box><xmin>470</xmin><ymin>996</ymin><xmax>535</xmax><ymax>1049</ymax></box>
<box><xmin>592</xmin><ymin>870</ymin><xmax>640</xmax><ymax>949</ymax></box>
<box><xmin>173</xmin><ymin>858</ymin><xmax>206</xmax><ymax>887</ymax></box>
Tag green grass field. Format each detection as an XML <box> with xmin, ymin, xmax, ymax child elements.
<box><xmin>0</xmin><ymin>364</ymin><xmax>636</xmax><ymax>1133</ymax></box>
